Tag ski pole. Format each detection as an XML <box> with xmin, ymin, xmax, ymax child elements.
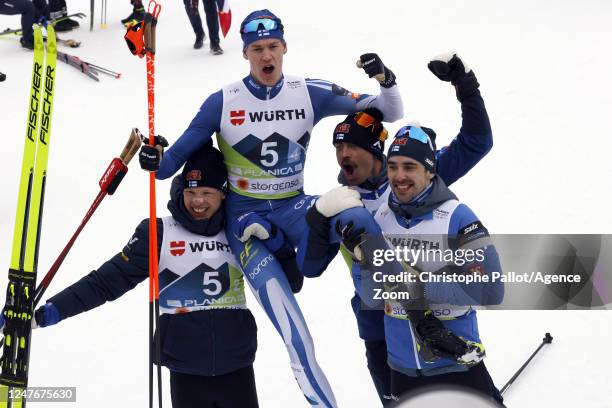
<box><xmin>143</xmin><ymin>2</ymin><xmax>162</xmax><ymax>407</ymax></box>
<box><xmin>86</xmin><ymin>62</ymin><xmax>121</xmax><ymax>79</ymax></box>
<box><xmin>500</xmin><ymin>332</ymin><xmax>553</xmax><ymax>395</ymax></box>
<box><xmin>90</xmin><ymin>0</ymin><xmax>94</xmax><ymax>31</ymax></box>
<box><xmin>0</xmin><ymin>130</ymin><xmax>139</xmax><ymax>350</ymax></box>
<box><xmin>101</xmin><ymin>0</ymin><xmax>108</xmax><ymax>29</ymax></box>
<box><xmin>32</xmin><ymin>129</ymin><xmax>142</xmax><ymax>307</ymax></box>
<box><xmin>57</xmin><ymin>51</ymin><xmax>100</xmax><ymax>81</ymax></box>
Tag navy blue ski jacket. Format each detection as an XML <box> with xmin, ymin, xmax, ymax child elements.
<box><xmin>47</xmin><ymin>185</ymin><xmax>257</xmax><ymax>377</ymax></box>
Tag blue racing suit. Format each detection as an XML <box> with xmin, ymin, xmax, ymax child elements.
<box><xmin>156</xmin><ymin>74</ymin><xmax>403</xmax><ymax>407</ymax></box>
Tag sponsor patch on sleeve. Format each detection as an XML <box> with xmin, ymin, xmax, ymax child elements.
<box><xmin>456</xmin><ymin>220</ymin><xmax>489</xmax><ymax>247</ymax></box>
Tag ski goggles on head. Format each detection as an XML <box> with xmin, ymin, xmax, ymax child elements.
<box><xmin>355</xmin><ymin>111</ymin><xmax>389</xmax><ymax>142</ymax></box>
<box><xmin>241</xmin><ymin>17</ymin><xmax>281</xmax><ymax>34</ymax></box>
<box><xmin>395</xmin><ymin>125</ymin><xmax>430</xmax><ymax>144</ymax></box>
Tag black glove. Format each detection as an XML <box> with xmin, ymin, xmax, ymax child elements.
<box><xmin>359</xmin><ymin>53</ymin><xmax>396</xmax><ymax>88</ymax></box>
<box><xmin>335</xmin><ymin>220</ymin><xmax>366</xmax><ymax>261</ymax></box>
<box><xmin>139</xmin><ymin>135</ymin><xmax>168</xmax><ymax>171</ymax></box>
<box><xmin>428</xmin><ymin>52</ymin><xmax>479</xmax><ymax>100</ymax></box>
<box><xmin>306</xmin><ymin>204</ymin><xmax>330</xmax><ymax>242</ymax></box>
<box><xmin>274</xmin><ymin>245</ymin><xmax>304</xmax><ymax>294</ymax></box>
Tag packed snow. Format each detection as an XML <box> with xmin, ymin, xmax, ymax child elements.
<box><xmin>1</xmin><ymin>0</ymin><xmax>611</xmax><ymax>406</ymax></box>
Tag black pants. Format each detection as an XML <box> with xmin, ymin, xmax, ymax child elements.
<box><xmin>182</xmin><ymin>0</ymin><xmax>219</xmax><ymax>44</ymax></box>
<box><xmin>365</xmin><ymin>340</ymin><xmax>393</xmax><ymax>406</ymax></box>
<box><xmin>170</xmin><ymin>365</ymin><xmax>259</xmax><ymax>408</ymax></box>
<box><xmin>0</xmin><ymin>0</ymin><xmax>35</xmax><ymax>41</ymax></box>
<box><xmin>47</xmin><ymin>0</ymin><xmax>66</xmax><ymax>17</ymax></box>
<box><xmin>390</xmin><ymin>362</ymin><xmax>504</xmax><ymax>406</ymax></box>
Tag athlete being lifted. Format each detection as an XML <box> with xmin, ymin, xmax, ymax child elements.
<box><xmin>138</xmin><ymin>9</ymin><xmax>403</xmax><ymax>407</ymax></box>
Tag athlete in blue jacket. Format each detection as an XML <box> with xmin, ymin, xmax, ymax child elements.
<box><xmin>24</xmin><ymin>144</ymin><xmax>267</xmax><ymax>408</ymax></box>
<box><xmin>138</xmin><ymin>9</ymin><xmax>403</xmax><ymax>407</ymax></box>
<box><xmin>298</xmin><ymin>52</ymin><xmax>494</xmax><ymax>405</ymax></box>
<box><xmin>360</xmin><ymin>124</ymin><xmax>504</xmax><ymax>404</ymax></box>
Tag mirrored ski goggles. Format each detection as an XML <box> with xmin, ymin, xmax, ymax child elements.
<box><xmin>395</xmin><ymin>125</ymin><xmax>429</xmax><ymax>144</ymax></box>
<box><xmin>355</xmin><ymin>111</ymin><xmax>389</xmax><ymax>142</ymax></box>
<box><xmin>241</xmin><ymin>17</ymin><xmax>280</xmax><ymax>34</ymax></box>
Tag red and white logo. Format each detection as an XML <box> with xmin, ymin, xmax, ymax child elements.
<box><xmin>186</xmin><ymin>170</ymin><xmax>202</xmax><ymax>181</ymax></box>
<box><xmin>335</xmin><ymin>123</ymin><xmax>350</xmax><ymax>133</ymax></box>
<box><xmin>237</xmin><ymin>178</ymin><xmax>249</xmax><ymax>190</ymax></box>
<box><xmin>230</xmin><ymin>110</ymin><xmax>246</xmax><ymax>126</ymax></box>
<box><xmin>170</xmin><ymin>241</ymin><xmax>186</xmax><ymax>256</ymax></box>
<box><xmin>469</xmin><ymin>264</ymin><xmax>484</xmax><ymax>275</ymax></box>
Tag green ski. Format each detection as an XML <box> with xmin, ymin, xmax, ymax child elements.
<box><xmin>0</xmin><ymin>24</ymin><xmax>57</xmax><ymax>408</ymax></box>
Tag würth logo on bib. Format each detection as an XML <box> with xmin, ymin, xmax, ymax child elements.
<box><xmin>249</xmin><ymin>109</ymin><xmax>306</xmax><ymax>122</ymax></box>
<box><xmin>230</xmin><ymin>110</ymin><xmax>245</xmax><ymax>126</ymax></box>
<box><xmin>170</xmin><ymin>241</ymin><xmax>186</xmax><ymax>256</ymax></box>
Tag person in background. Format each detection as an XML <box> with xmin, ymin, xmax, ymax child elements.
<box><xmin>0</xmin><ymin>0</ymin><xmax>47</xmax><ymax>48</ymax></box>
<box><xmin>183</xmin><ymin>0</ymin><xmax>223</xmax><ymax>54</ymax></box>
<box><xmin>48</xmin><ymin>0</ymin><xmax>79</xmax><ymax>32</ymax></box>
<box><xmin>121</xmin><ymin>0</ymin><xmax>144</xmax><ymax>27</ymax></box>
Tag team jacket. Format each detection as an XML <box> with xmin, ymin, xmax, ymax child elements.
<box><xmin>48</xmin><ymin>182</ymin><xmax>257</xmax><ymax>376</ymax></box>
<box><xmin>362</xmin><ymin>177</ymin><xmax>504</xmax><ymax>376</ymax></box>
<box><xmin>156</xmin><ymin>74</ymin><xmax>403</xmax><ymax>199</ymax></box>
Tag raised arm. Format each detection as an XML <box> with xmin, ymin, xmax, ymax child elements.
<box><xmin>430</xmin><ymin>52</ymin><xmax>493</xmax><ymax>186</ymax></box>
<box><xmin>306</xmin><ymin>53</ymin><xmax>404</xmax><ymax>125</ymax></box>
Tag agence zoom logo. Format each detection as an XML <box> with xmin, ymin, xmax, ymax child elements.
<box><xmin>230</xmin><ymin>109</ymin><xmax>306</xmax><ymax>126</ymax></box>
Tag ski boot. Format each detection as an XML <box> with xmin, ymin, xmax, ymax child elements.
<box><xmin>20</xmin><ymin>37</ymin><xmax>34</xmax><ymax>50</ymax></box>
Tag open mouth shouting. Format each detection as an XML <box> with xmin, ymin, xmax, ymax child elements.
<box><xmin>342</xmin><ymin>162</ymin><xmax>355</xmax><ymax>177</ymax></box>
<box><xmin>262</xmin><ymin>64</ymin><xmax>275</xmax><ymax>75</ymax></box>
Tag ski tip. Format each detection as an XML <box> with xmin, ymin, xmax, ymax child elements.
<box><xmin>116</xmin><ymin>73</ymin><xmax>122</xmax><ymax>79</ymax></box>
<box><xmin>543</xmin><ymin>332</ymin><xmax>553</xmax><ymax>344</ymax></box>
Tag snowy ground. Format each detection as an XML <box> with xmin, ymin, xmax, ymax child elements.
<box><xmin>1</xmin><ymin>0</ymin><xmax>612</xmax><ymax>407</ymax></box>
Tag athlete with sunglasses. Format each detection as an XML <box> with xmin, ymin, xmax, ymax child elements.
<box><xmin>138</xmin><ymin>9</ymin><xmax>403</xmax><ymax>407</ymax></box>
<box><xmin>299</xmin><ymin>52</ymin><xmax>499</xmax><ymax>405</ymax></box>
<box><xmin>368</xmin><ymin>122</ymin><xmax>504</xmax><ymax>405</ymax></box>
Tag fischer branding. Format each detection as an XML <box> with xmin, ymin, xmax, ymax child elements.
<box><xmin>39</xmin><ymin>64</ymin><xmax>55</xmax><ymax>145</ymax></box>
<box><xmin>27</xmin><ymin>62</ymin><xmax>43</xmax><ymax>142</ymax></box>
